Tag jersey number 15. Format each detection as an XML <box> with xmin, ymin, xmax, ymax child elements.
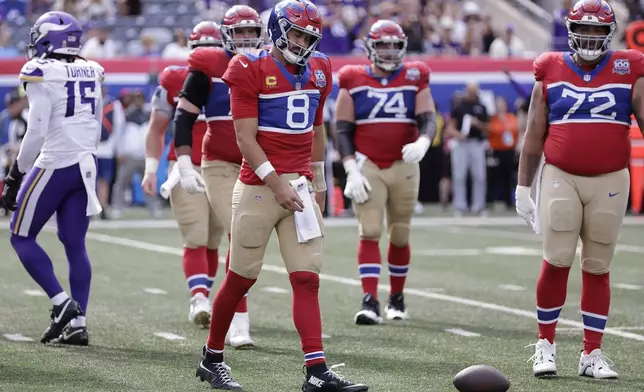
<box><xmin>65</xmin><ymin>80</ymin><xmax>96</xmax><ymax>118</ymax></box>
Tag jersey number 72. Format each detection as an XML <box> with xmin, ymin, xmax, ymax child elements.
<box><xmin>65</xmin><ymin>80</ymin><xmax>96</xmax><ymax>118</ymax></box>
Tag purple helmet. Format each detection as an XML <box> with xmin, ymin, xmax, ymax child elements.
<box><xmin>27</xmin><ymin>11</ymin><xmax>83</xmax><ymax>59</ymax></box>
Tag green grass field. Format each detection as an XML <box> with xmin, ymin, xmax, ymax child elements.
<box><xmin>1</xmin><ymin>213</ymin><xmax>644</xmax><ymax>392</ymax></box>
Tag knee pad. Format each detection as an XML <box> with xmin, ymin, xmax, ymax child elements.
<box><xmin>358</xmin><ymin>209</ymin><xmax>383</xmax><ymax>239</ymax></box>
<box><xmin>548</xmin><ymin>199</ymin><xmax>577</xmax><ymax>232</ymax></box>
<box><xmin>586</xmin><ymin>211</ymin><xmax>619</xmax><ymax>245</ymax></box>
<box><xmin>388</xmin><ymin>222</ymin><xmax>410</xmax><ymax>247</ymax></box>
<box><xmin>230</xmin><ymin>213</ymin><xmax>269</xmax><ymax>279</ymax></box>
<box><xmin>581</xmin><ymin>257</ymin><xmax>611</xmax><ymax>275</ymax></box>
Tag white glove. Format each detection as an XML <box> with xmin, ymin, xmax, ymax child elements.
<box><xmin>177</xmin><ymin>155</ymin><xmax>205</xmax><ymax>194</ymax></box>
<box><xmin>401</xmin><ymin>136</ymin><xmax>431</xmax><ymax>164</ymax></box>
<box><xmin>343</xmin><ymin>158</ymin><xmax>371</xmax><ymax>204</ymax></box>
<box><xmin>515</xmin><ymin>185</ymin><xmax>536</xmax><ymax>229</ymax></box>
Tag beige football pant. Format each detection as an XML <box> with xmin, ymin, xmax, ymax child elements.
<box><xmin>201</xmin><ymin>160</ymin><xmax>240</xmax><ymax>234</ymax></box>
<box><xmin>228</xmin><ymin>173</ymin><xmax>324</xmax><ymax>279</ymax></box>
<box><xmin>539</xmin><ymin>164</ymin><xmax>629</xmax><ymax>275</ymax></box>
<box><xmin>168</xmin><ymin>161</ymin><xmax>224</xmax><ymax>249</ymax></box>
<box><xmin>352</xmin><ymin>160</ymin><xmax>420</xmax><ymax>246</ymax></box>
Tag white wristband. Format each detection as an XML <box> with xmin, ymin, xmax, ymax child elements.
<box><xmin>145</xmin><ymin>157</ymin><xmax>159</xmax><ymax>174</ymax></box>
<box><xmin>343</xmin><ymin>158</ymin><xmax>358</xmax><ymax>174</ymax></box>
<box><xmin>255</xmin><ymin>161</ymin><xmax>275</xmax><ymax>180</ymax></box>
<box><xmin>310</xmin><ymin>161</ymin><xmax>326</xmax><ymax>192</ymax></box>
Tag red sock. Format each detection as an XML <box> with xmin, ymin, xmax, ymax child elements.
<box><xmin>581</xmin><ymin>270</ymin><xmax>610</xmax><ymax>354</ymax></box>
<box><xmin>358</xmin><ymin>239</ymin><xmax>381</xmax><ymax>300</ymax></box>
<box><xmin>536</xmin><ymin>260</ymin><xmax>570</xmax><ymax>344</ymax></box>
<box><xmin>207</xmin><ymin>271</ymin><xmax>256</xmax><ymax>351</ymax></box>
<box><xmin>206</xmin><ymin>248</ymin><xmax>219</xmax><ymax>294</ymax></box>
<box><xmin>183</xmin><ymin>247</ymin><xmax>209</xmax><ymax>297</ymax></box>
<box><xmin>388</xmin><ymin>243</ymin><xmax>410</xmax><ymax>295</ymax></box>
<box><xmin>224</xmin><ymin>236</ymin><xmax>248</xmax><ymax>313</ymax></box>
<box><xmin>290</xmin><ymin>271</ymin><xmax>326</xmax><ymax>367</ymax></box>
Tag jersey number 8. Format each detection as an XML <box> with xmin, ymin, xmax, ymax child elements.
<box><xmin>286</xmin><ymin>94</ymin><xmax>310</xmax><ymax>128</ymax></box>
<box><xmin>65</xmin><ymin>80</ymin><xmax>96</xmax><ymax>118</ymax></box>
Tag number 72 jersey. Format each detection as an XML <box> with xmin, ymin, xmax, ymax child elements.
<box><xmin>337</xmin><ymin>62</ymin><xmax>430</xmax><ymax>169</ymax></box>
<box><xmin>537</xmin><ymin>50</ymin><xmax>644</xmax><ymax>176</ymax></box>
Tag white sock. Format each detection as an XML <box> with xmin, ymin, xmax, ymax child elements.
<box><xmin>51</xmin><ymin>292</ymin><xmax>69</xmax><ymax>306</ymax></box>
<box><xmin>70</xmin><ymin>316</ymin><xmax>86</xmax><ymax>328</ymax></box>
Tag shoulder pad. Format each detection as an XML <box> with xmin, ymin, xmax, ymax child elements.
<box><xmin>85</xmin><ymin>59</ymin><xmax>105</xmax><ymax>82</ymax></box>
<box><xmin>18</xmin><ymin>59</ymin><xmax>52</xmax><ymax>83</ymax></box>
<box><xmin>188</xmin><ymin>47</ymin><xmax>229</xmax><ymax>77</ymax></box>
<box><xmin>533</xmin><ymin>52</ymin><xmax>557</xmax><ymax>82</ymax></box>
<box><xmin>159</xmin><ymin>66</ymin><xmax>187</xmax><ymax>89</ymax></box>
<box><xmin>337</xmin><ymin>65</ymin><xmax>362</xmax><ymax>90</ymax></box>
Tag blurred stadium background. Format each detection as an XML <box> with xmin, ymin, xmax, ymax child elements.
<box><xmin>1</xmin><ymin>0</ymin><xmax>643</xmax><ymax>218</ymax></box>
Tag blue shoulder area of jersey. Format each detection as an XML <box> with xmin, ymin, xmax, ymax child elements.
<box><xmin>258</xmin><ymin>90</ymin><xmax>321</xmax><ymax>132</ymax></box>
<box><xmin>243</xmin><ymin>50</ymin><xmax>271</xmax><ymax>62</ymax></box>
<box><xmin>204</xmin><ymin>78</ymin><xmax>231</xmax><ymax>119</ymax></box>
<box><xmin>546</xmin><ymin>80</ymin><xmax>632</xmax><ymax>126</ymax></box>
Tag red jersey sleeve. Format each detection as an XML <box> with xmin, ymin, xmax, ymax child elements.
<box><xmin>337</xmin><ymin>65</ymin><xmax>354</xmax><ymax>90</ymax></box>
<box><xmin>625</xmin><ymin>49</ymin><xmax>644</xmax><ymax>79</ymax></box>
<box><xmin>412</xmin><ymin>61</ymin><xmax>431</xmax><ymax>93</ymax></box>
<box><xmin>222</xmin><ymin>54</ymin><xmax>260</xmax><ymax>120</ymax></box>
<box><xmin>158</xmin><ymin>67</ymin><xmax>183</xmax><ymax>106</ymax></box>
<box><xmin>533</xmin><ymin>52</ymin><xmax>552</xmax><ymax>82</ymax></box>
<box><xmin>188</xmin><ymin>47</ymin><xmax>223</xmax><ymax>78</ymax></box>
<box><xmin>314</xmin><ymin>58</ymin><xmax>333</xmax><ymax>126</ymax></box>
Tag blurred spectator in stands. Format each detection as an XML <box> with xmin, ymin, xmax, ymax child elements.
<box><xmin>0</xmin><ymin>88</ymin><xmax>27</xmax><ymax>175</ymax></box>
<box><xmin>117</xmin><ymin>0</ymin><xmax>140</xmax><ymax>16</ymax></box>
<box><xmin>80</xmin><ymin>0</ymin><xmax>116</xmax><ymax>21</ymax></box>
<box><xmin>0</xmin><ymin>0</ymin><xmax>27</xmax><ymax>19</ymax></box>
<box><xmin>486</xmin><ymin>96</ymin><xmax>518</xmax><ymax>210</ymax></box>
<box><xmin>458</xmin><ymin>2</ymin><xmax>484</xmax><ymax>55</ymax></box>
<box><xmin>481</xmin><ymin>15</ymin><xmax>496</xmax><ymax>54</ymax></box>
<box><xmin>318</xmin><ymin>0</ymin><xmax>360</xmax><ymax>54</ymax></box>
<box><xmin>196</xmin><ymin>0</ymin><xmax>227</xmax><ymax>23</ymax></box>
<box><xmin>119</xmin><ymin>88</ymin><xmax>133</xmax><ymax>110</ymax></box>
<box><xmin>552</xmin><ymin>0</ymin><xmax>572</xmax><ymax>51</ymax></box>
<box><xmin>448</xmin><ymin>81</ymin><xmax>489</xmax><ymax>217</ymax></box>
<box><xmin>0</xmin><ymin>21</ymin><xmax>19</xmax><ymax>57</ymax></box>
<box><xmin>489</xmin><ymin>24</ymin><xmax>525</xmax><ymax>58</ymax></box>
<box><xmin>30</xmin><ymin>0</ymin><xmax>55</xmax><ymax>18</ymax></box>
<box><xmin>80</xmin><ymin>24</ymin><xmax>117</xmax><ymax>58</ymax></box>
<box><xmin>138</xmin><ymin>32</ymin><xmax>160</xmax><ymax>56</ymax></box>
<box><xmin>97</xmin><ymin>85</ymin><xmax>125</xmax><ymax>219</ymax></box>
<box><xmin>427</xmin><ymin>16</ymin><xmax>461</xmax><ymax>55</ymax></box>
<box><xmin>162</xmin><ymin>28</ymin><xmax>190</xmax><ymax>60</ymax></box>
<box><xmin>398</xmin><ymin>0</ymin><xmax>425</xmax><ymax>53</ymax></box>
<box><xmin>52</xmin><ymin>0</ymin><xmax>82</xmax><ymax>17</ymax></box>
<box><xmin>112</xmin><ymin>90</ymin><xmax>162</xmax><ymax>219</ymax></box>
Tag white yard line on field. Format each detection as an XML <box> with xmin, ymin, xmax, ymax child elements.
<box><xmin>83</xmin><ymin>232</ymin><xmax>644</xmax><ymax>342</ymax></box>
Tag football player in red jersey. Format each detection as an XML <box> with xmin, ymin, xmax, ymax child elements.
<box><xmin>167</xmin><ymin>6</ymin><xmax>264</xmax><ymax>348</ymax></box>
<box><xmin>175</xmin><ymin>0</ymin><xmax>369</xmax><ymax>390</ymax></box>
<box><xmin>335</xmin><ymin>20</ymin><xmax>437</xmax><ymax>326</ymax></box>
<box><xmin>142</xmin><ymin>21</ymin><xmax>224</xmax><ymax>329</ymax></box>
<box><xmin>516</xmin><ymin>0</ymin><xmax>644</xmax><ymax>379</ymax></box>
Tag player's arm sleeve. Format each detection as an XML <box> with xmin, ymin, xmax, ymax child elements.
<box><xmin>94</xmin><ymin>95</ymin><xmax>104</xmax><ymax>147</ymax></box>
<box><xmin>533</xmin><ymin>53</ymin><xmax>548</xmax><ymax>82</ymax></box>
<box><xmin>173</xmin><ymin>70</ymin><xmax>211</xmax><ymax>149</ymax></box>
<box><xmin>335</xmin><ymin>66</ymin><xmax>357</xmax><ymax>159</ymax></box>
<box><xmin>314</xmin><ymin>67</ymin><xmax>333</xmax><ymax>126</ymax></box>
<box><xmin>151</xmin><ymin>85</ymin><xmax>174</xmax><ymax>118</ymax></box>
<box><xmin>16</xmin><ymin>83</ymin><xmax>51</xmax><ymax>172</ymax></box>
<box><xmin>222</xmin><ymin>56</ymin><xmax>259</xmax><ymax>119</ymax></box>
<box><xmin>414</xmin><ymin>63</ymin><xmax>437</xmax><ymax>140</ymax></box>
<box><xmin>416</xmin><ymin>62</ymin><xmax>430</xmax><ymax>94</ymax></box>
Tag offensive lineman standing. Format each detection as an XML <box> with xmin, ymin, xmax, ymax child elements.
<box><xmin>142</xmin><ymin>21</ymin><xmax>225</xmax><ymax>329</ymax></box>
<box><xmin>516</xmin><ymin>0</ymin><xmax>644</xmax><ymax>379</ymax></box>
<box><xmin>2</xmin><ymin>11</ymin><xmax>104</xmax><ymax>345</ymax></box>
<box><xmin>176</xmin><ymin>0</ymin><xmax>369</xmax><ymax>390</ymax></box>
<box><xmin>335</xmin><ymin>20</ymin><xmax>437</xmax><ymax>325</ymax></box>
<box><xmin>170</xmin><ymin>5</ymin><xmax>265</xmax><ymax>348</ymax></box>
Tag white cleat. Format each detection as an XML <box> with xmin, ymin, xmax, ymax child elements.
<box><xmin>225</xmin><ymin>312</ymin><xmax>254</xmax><ymax>349</ymax></box>
<box><xmin>579</xmin><ymin>349</ymin><xmax>618</xmax><ymax>379</ymax></box>
<box><xmin>385</xmin><ymin>306</ymin><xmax>408</xmax><ymax>321</ymax></box>
<box><xmin>527</xmin><ymin>339</ymin><xmax>557</xmax><ymax>377</ymax></box>
<box><xmin>189</xmin><ymin>293</ymin><xmax>211</xmax><ymax>328</ymax></box>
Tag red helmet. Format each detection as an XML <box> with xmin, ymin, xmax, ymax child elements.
<box><xmin>365</xmin><ymin>20</ymin><xmax>408</xmax><ymax>72</ymax></box>
<box><xmin>221</xmin><ymin>5</ymin><xmax>263</xmax><ymax>54</ymax></box>
<box><xmin>188</xmin><ymin>21</ymin><xmax>222</xmax><ymax>49</ymax></box>
<box><xmin>566</xmin><ymin>0</ymin><xmax>616</xmax><ymax>61</ymax></box>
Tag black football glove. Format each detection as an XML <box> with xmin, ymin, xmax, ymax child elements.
<box><xmin>1</xmin><ymin>163</ymin><xmax>25</xmax><ymax>211</ymax></box>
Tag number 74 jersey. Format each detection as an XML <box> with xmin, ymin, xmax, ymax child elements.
<box><xmin>337</xmin><ymin>62</ymin><xmax>430</xmax><ymax>169</ymax></box>
<box><xmin>537</xmin><ymin>50</ymin><xmax>644</xmax><ymax>176</ymax></box>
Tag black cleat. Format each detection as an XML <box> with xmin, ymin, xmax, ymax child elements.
<box><xmin>195</xmin><ymin>347</ymin><xmax>242</xmax><ymax>390</ymax></box>
<box><xmin>53</xmin><ymin>325</ymin><xmax>88</xmax><ymax>346</ymax></box>
<box><xmin>385</xmin><ymin>292</ymin><xmax>408</xmax><ymax>321</ymax></box>
<box><xmin>354</xmin><ymin>293</ymin><xmax>382</xmax><ymax>325</ymax></box>
<box><xmin>41</xmin><ymin>298</ymin><xmax>82</xmax><ymax>344</ymax></box>
<box><xmin>302</xmin><ymin>366</ymin><xmax>369</xmax><ymax>392</ymax></box>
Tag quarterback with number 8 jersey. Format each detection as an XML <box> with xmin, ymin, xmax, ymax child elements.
<box><xmin>335</xmin><ymin>20</ymin><xmax>437</xmax><ymax>326</ymax></box>
<box><xmin>189</xmin><ymin>0</ymin><xmax>368</xmax><ymax>390</ymax></box>
<box><xmin>517</xmin><ymin>0</ymin><xmax>644</xmax><ymax>380</ymax></box>
<box><xmin>1</xmin><ymin>11</ymin><xmax>103</xmax><ymax>346</ymax></box>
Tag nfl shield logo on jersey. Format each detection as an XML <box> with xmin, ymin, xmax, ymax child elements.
<box><xmin>613</xmin><ymin>59</ymin><xmax>630</xmax><ymax>75</ymax></box>
<box><xmin>314</xmin><ymin>70</ymin><xmax>326</xmax><ymax>88</ymax></box>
